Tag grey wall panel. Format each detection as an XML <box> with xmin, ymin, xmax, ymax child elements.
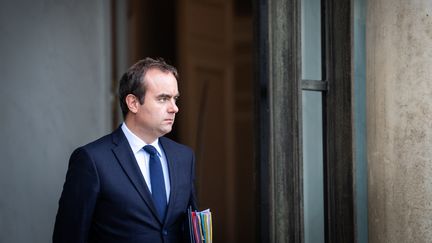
<box><xmin>0</xmin><ymin>0</ymin><xmax>111</xmax><ymax>242</ymax></box>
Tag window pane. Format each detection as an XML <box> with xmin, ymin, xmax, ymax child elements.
<box><xmin>302</xmin><ymin>0</ymin><xmax>322</xmax><ymax>80</ymax></box>
<box><xmin>302</xmin><ymin>91</ymin><xmax>324</xmax><ymax>243</ymax></box>
<box><xmin>302</xmin><ymin>0</ymin><xmax>324</xmax><ymax>241</ymax></box>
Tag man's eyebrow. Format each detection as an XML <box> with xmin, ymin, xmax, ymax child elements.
<box><xmin>156</xmin><ymin>93</ymin><xmax>180</xmax><ymax>98</ymax></box>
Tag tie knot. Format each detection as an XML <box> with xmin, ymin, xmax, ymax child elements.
<box><xmin>143</xmin><ymin>145</ymin><xmax>158</xmax><ymax>156</ymax></box>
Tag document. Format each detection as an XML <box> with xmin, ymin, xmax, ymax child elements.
<box><xmin>187</xmin><ymin>207</ymin><xmax>212</xmax><ymax>243</ymax></box>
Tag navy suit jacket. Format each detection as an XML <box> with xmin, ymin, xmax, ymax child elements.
<box><xmin>53</xmin><ymin>127</ymin><xmax>197</xmax><ymax>243</ymax></box>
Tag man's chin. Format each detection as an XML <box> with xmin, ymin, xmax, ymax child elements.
<box><xmin>159</xmin><ymin>127</ymin><xmax>173</xmax><ymax>136</ymax></box>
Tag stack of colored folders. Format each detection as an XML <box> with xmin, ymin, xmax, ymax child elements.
<box><xmin>187</xmin><ymin>207</ymin><xmax>212</xmax><ymax>243</ymax></box>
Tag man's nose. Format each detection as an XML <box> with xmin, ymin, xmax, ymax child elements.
<box><xmin>169</xmin><ymin>99</ymin><xmax>179</xmax><ymax>113</ymax></box>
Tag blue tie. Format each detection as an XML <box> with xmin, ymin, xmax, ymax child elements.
<box><xmin>143</xmin><ymin>145</ymin><xmax>167</xmax><ymax>220</ymax></box>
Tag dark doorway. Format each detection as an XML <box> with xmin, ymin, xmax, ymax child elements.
<box><xmin>113</xmin><ymin>0</ymin><xmax>256</xmax><ymax>242</ymax></box>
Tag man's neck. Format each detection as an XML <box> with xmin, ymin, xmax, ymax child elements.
<box><xmin>123</xmin><ymin>118</ymin><xmax>157</xmax><ymax>144</ymax></box>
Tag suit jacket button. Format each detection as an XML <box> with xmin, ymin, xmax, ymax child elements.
<box><xmin>162</xmin><ymin>230</ymin><xmax>168</xmax><ymax>235</ymax></box>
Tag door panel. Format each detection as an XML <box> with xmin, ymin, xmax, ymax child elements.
<box><xmin>177</xmin><ymin>0</ymin><xmax>254</xmax><ymax>242</ymax></box>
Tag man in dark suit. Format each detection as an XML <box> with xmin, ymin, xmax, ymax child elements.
<box><xmin>53</xmin><ymin>58</ymin><xmax>197</xmax><ymax>243</ymax></box>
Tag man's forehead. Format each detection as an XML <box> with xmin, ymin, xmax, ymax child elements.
<box><xmin>144</xmin><ymin>68</ymin><xmax>175</xmax><ymax>79</ymax></box>
<box><xmin>143</xmin><ymin>69</ymin><xmax>177</xmax><ymax>86</ymax></box>
<box><xmin>144</xmin><ymin>74</ymin><xmax>178</xmax><ymax>95</ymax></box>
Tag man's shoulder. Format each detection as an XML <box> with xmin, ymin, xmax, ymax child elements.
<box><xmin>160</xmin><ymin>136</ymin><xmax>194</xmax><ymax>153</ymax></box>
<box><xmin>78</xmin><ymin>128</ymin><xmax>121</xmax><ymax>152</ymax></box>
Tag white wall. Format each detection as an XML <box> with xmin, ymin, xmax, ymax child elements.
<box><xmin>0</xmin><ymin>0</ymin><xmax>112</xmax><ymax>242</ymax></box>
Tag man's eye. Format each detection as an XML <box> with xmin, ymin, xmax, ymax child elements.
<box><xmin>158</xmin><ymin>97</ymin><xmax>168</xmax><ymax>102</ymax></box>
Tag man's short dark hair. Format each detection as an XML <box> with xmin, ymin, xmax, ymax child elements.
<box><xmin>119</xmin><ymin>57</ymin><xmax>178</xmax><ymax>118</ymax></box>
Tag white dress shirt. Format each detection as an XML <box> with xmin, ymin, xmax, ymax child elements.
<box><xmin>121</xmin><ymin>123</ymin><xmax>171</xmax><ymax>202</ymax></box>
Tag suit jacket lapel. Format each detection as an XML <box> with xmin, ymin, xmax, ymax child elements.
<box><xmin>159</xmin><ymin>137</ymin><xmax>179</xmax><ymax>225</ymax></box>
<box><xmin>111</xmin><ymin>128</ymin><xmax>162</xmax><ymax>223</ymax></box>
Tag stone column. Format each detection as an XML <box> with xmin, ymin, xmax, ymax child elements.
<box><xmin>367</xmin><ymin>1</ymin><xmax>432</xmax><ymax>242</ymax></box>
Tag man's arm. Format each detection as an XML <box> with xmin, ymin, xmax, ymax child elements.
<box><xmin>189</xmin><ymin>152</ymin><xmax>198</xmax><ymax>210</ymax></box>
<box><xmin>53</xmin><ymin>147</ymin><xmax>100</xmax><ymax>243</ymax></box>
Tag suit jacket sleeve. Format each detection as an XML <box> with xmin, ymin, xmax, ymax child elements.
<box><xmin>53</xmin><ymin>147</ymin><xmax>100</xmax><ymax>243</ymax></box>
<box><xmin>189</xmin><ymin>152</ymin><xmax>198</xmax><ymax>211</ymax></box>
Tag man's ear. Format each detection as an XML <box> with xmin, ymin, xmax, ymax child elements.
<box><xmin>125</xmin><ymin>94</ymin><xmax>139</xmax><ymax>114</ymax></box>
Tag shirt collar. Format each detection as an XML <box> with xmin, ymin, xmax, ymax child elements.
<box><xmin>121</xmin><ymin>123</ymin><xmax>161</xmax><ymax>156</ymax></box>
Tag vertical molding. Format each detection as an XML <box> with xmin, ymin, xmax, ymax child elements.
<box><xmin>324</xmin><ymin>0</ymin><xmax>355</xmax><ymax>242</ymax></box>
<box><xmin>269</xmin><ymin>0</ymin><xmax>303</xmax><ymax>242</ymax></box>
<box><xmin>256</xmin><ymin>0</ymin><xmax>303</xmax><ymax>242</ymax></box>
<box><xmin>254</xmin><ymin>0</ymin><xmax>270</xmax><ymax>241</ymax></box>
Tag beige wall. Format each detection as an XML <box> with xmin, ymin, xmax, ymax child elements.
<box><xmin>367</xmin><ymin>0</ymin><xmax>432</xmax><ymax>242</ymax></box>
